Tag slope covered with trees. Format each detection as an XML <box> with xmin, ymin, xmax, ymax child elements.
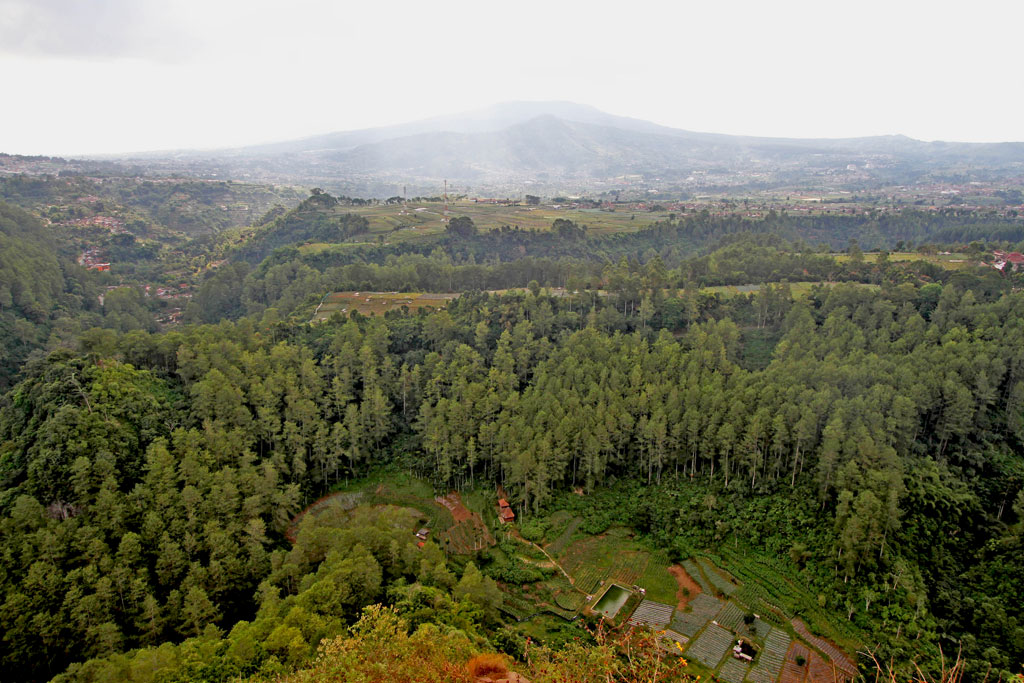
<box><xmin>0</xmin><ymin>269</ymin><xmax>1021</xmax><ymax>680</ymax></box>
<box><xmin>0</xmin><ymin>203</ymin><xmax>100</xmax><ymax>389</ymax></box>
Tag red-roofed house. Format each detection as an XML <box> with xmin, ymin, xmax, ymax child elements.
<box><xmin>498</xmin><ymin>498</ymin><xmax>515</xmax><ymax>524</ymax></box>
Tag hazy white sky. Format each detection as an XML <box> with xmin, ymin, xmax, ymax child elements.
<box><xmin>1</xmin><ymin>0</ymin><xmax>1021</xmax><ymax>155</ymax></box>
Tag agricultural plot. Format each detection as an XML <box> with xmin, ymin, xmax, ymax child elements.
<box><xmin>686</xmin><ymin>623</ymin><xmax>734</xmax><ymax>669</ymax></box>
<box><xmin>613</xmin><ymin>551</ymin><xmax>649</xmax><ymax>585</ymax></box>
<box><xmin>670</xmin><ymin>593</ymin><xmax>723</xmax><ymax>638</ymax></box>
<box><xmin>627</xmin><ymin>599</ymin><xmax>674</xmax><ymax>630</ymax></box>
<box><xmin>559</xmin><ymin>529</ymin><xmax>655</xmax><ymax>597</ymax></box>
<box><xmin>682</xmin><ymin>559</ymin><xmax>715</xmax><ymax>594</ymax></box>
<box><xmin>715</xmin><ymin>601</ymin><xmax>748</xmax><ymax>631</ymax></box>
<box><xmin>719</xmin><ymin>657</ymin><xmax>753</xmax><ymax>683</ymax></box>
<box><xmin>698</xmin><ymin>557</ymin><xmax>739</xmax><ymax>596</ymax></box>
<box><xmin>791</xmin><ymin>620</ymin><xmax>857</xmax><ymax>677</ymax></box>
<box><xmin>807</xmin><ymin>652</ymin><xmax>852</xmax><ymax>683</ymax></box>
<box><xmin>435</xmin><ymin>492</ymin><xmax>495</xmax><ymax>554</ymax></box>
<box><xmin>746</xmin><ymin>627</ymin><xmax>792</xmax><ymax>683</ymax></box>
<box><xmin>781</xmin><ymin>642</ymin><xmax>811</xmax><ymax>683</ymax></box>
<box><xmin>751</xmin><ymin>618</ymin><xmax>773</xmax><ymax>640</ymax></box>
<box><xmin>657</xmin><ymin>629</ymin><xmax>690</xmax><ymax>655</ymax></box>
<box><xmin>313</xmin><ymin>291</ymin><xmax>459</xmax><ymax>320</ymax></box>
<box><xmin>554</xmin><ymin>589</ymin><xmax>586</xmax><ymax>612</ymax></box>
<box><xmin>545</xmin><ymin>516</ymin><xmax>582</xmax><ymax>555</ymax></box>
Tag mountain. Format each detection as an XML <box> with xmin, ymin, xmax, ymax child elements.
<box><xmin>114</xmin><ymin>102</ymin><xmax>1024</xmax><ymax>194</ymax></box>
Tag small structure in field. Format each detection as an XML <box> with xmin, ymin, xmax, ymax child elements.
<box><xmin>733</xmin><ymin>639</ymin><xmax>756</xmax><ymax>662</ymax></box>
<box><xmin>415</xmin><ymin>527</ymin><xmax>430</xmax><ymax>540</ymax></box>
<box><xmin>497</xmin><ymin>498</ymin><xmax>515</xmax><ymax>524</ymax></box>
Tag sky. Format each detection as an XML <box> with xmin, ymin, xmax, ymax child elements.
<box><xmin>1</xmin><ymin>0</ymin><xmax>1022</xmax><ymax>155</ymax></box>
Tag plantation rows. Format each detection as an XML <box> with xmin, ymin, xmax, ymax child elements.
<box><xmin>671</xmin><ymin>593</ymin><xmax>723</xmax><ymax>638</ymax></box>
<box><xmin>686</xmin><ymin>623</ymin><xmax>734</xmax><ymax>669</ymax></box>
<box><xmin>808</xmin><ymin>651</ymin><xmax>853</xmax><ymax>683</ymax></box>
<box><xmin>628</xmin><ymin>599</ymin><xmax>674</xmax><ymax>629</ymax></box>
<box><xmin>500</xmin><ymin>594</ymin><xmax>534</xmax><ymax>621</ymax></box>
<box><xmin>781</xmin><ymin>642</ymin><xmax>811</xmax><ymax>683</ymax></box>
<box><xmin>698</xmin><ymin>557</ymin><xmax>739</xmax><ymax>596</ymax></box>
<box><xmin>792</xmin><ymin>619</ymin><xmax>857</xmax><ymax>676</ymax></box>
<box><xmin>572</xmin><ymin>565</ymin><xmax>606</xmax><ymax>595</ymax></box>
<box><xmin>746</xmin><ymin>627</ymin><xmax>791</xmax><ymax>683</ymax></box>
<box><xmin>682</xmin><ymin>559</ymin><xmax>714</xmax><ymax>594</ymax></box>
<box><xmin>658</xmin><ymin>629</ymin><xmax>690</xmax><ymax>654</ymax></box>
<box><xmin>554</xmin><ymin>589</ymin><xmax>586</xmax><ymax>612</ymax></box>
<box><xmin>718</xmin><ymin>546</ymin><xmax>857</xmax><ymax>644</ymax></box>
<box><xmin>715</xmin><ymin>601</ymin><xmax>747</xmax><ymax>631</ymax></box>
<box><xmin>719</xmin><ymin>656</ymin><xmax>753</xmax><ymax>683</ymax></box>
<box><xmin>545</xmin><ymin>516</ymin><xmax>582</xmax><ymax>555</ymax></box>
<box><xmin>613</xmin><ymin>551</ymin><xmax>649</xmax><ymax>585</ymax></box>
<box><xmin>444</xmin><ymin>518</ymin><xmax>494</xmax><ymax>554</ymax></box>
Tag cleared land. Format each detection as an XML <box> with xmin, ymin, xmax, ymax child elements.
<box><xmin>668</xmin><ymin>564</ymin><xmax>702</xmax><ymax>609</ymax></box>
<box><xmin>313</xmin><ymin>291</ymin><xmax>459</xmax><ymax>320</ymax></box>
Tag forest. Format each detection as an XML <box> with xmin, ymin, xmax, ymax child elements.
<box><xmin>0</xmin><ymin>195</ymin><xmax>1021</xmax><ymax>682</ymax></box>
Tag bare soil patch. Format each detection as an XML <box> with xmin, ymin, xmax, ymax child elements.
<box><xmin>435</xmin><ymin>491</ymin><xmax>474</xmax><ymax>522</ymax></box>
<box><xmin>435</xmin><ymin>491</ymin><xmax>494</xmax><ymax>553</ymax></box>
<box><xmin>668</xmin><ymin>564</ymin><xmax>702</xmax><ymax>610</ymax></box>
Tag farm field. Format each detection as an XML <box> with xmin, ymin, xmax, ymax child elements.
<box><xmin>701</xmin><ymin>281</ymin><xmax>880</xmax><ymax>298</ymax></box>
<box><xmin>287</xmin><ymin>473</ymin><xmax>863</xmax><ymax>683</ymax></box>
<box><xmin>831</xmin><ymin>251</ymin><xmax>976</xmax><ymax>269</ymax></box>
<box><xmin>344</xmin><ymin>200</ymin><xmax>675</xmax><ymax>239</ymax></box>
<box><xmin>313</xmin><ymin>291</ymin><xmax>459</xmax><ymax>320</ymax></box>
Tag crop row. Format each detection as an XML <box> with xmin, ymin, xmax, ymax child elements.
<box><xmin>746</xmin><ymin>627</ymin><xmax>791</xmax><ymax>683</ymax></box>
<box><xmin>791</xmin><ymin>619</ymin><xmax>857</xmax><ymax>675</ymax></box>
<box><xmin>614</xmin><ymin>551</ymin><xmax>649</xmax><ymax>585</ymax></box>
<box><xmin>719</xmin><ymin>657</ymin><xmax>752</xmax><ymax>683</ymax></box>
<box><xmin>686</xmin><ymin>623</ymin><xmax>734</xmax><ymax>669</ymax></box>
<box><xmin>546</xmin><ymin>516</ymin><xmax>582</xmax><ymax>555</ymax></box>
<box><xmin>780</xmin><ymin>642</ymin><xmax>810</xmax><ymax>683</ymax></box>
<box><xmin>682</xmin><ymin>558</ymin><xmax>714</xmax><ymax>594</ymax></box>
<box><xmin>670</xmin><ymin>593</ymin><xmax>723</xmax><ymax>638</ymax></box>
<box><xmin>573</xmin><ymin>565</ymin><xmax>606</xmax><ymax>595</ymax></box>
<box><xmin>698</xmin><ymin>557</ymin><xmax>739</xmax><ymax>596</ymax></box>
<box><xmin>715</xmin><ymin>601</ymin><xmax>747</xmax><ymax>631</ymax></box>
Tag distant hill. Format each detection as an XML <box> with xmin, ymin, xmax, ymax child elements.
<box><xmin>110</xmin><ymin>101</ymin><xmax>1024</xmax><ymax>194</ymax></box>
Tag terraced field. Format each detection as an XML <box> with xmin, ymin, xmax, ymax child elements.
<box><xmin>613</xmin><ymin>551</ymin><xmax>650</xmax><ymax>585</ymax></box>
<box><xmin>627</xmin><ymin>599</ymin><xmax>674</xmax><ymax>629</ymax></box>
<box><xmin>671</xmin><ymin>593</ymin><xmax>723</xmax><ymax>638</ymax></box>
<box><xmin>781</xmin><ymin>642</ymin><xmax>811</xmax><ymax>683</ymax></box>
<box><xmin>807</xmin><ymin>651</ymin><xmax>852</xmax><ymax>683</ymax></box>
<box><xmin>658</xmin><ymin>629</ymin><xmax>690</xmax><ymax>654</ymax></box>
<box><xmin>698</xmin><ymin>557</ymin><xmax>740</xmax><ymax>596</ymax></box>
<box><xmin>747</xmin><ymin>627</ymin><xmax>792</xmax><ymax>683</ymax></box>
<box><xmin>719</xmin><ymin>656</ymin><xmax>753</xmax><ymax>683</ymax></box>
<box><xmin>792</xmin><ymin>619</ymin><xmax>857</xmax><ymax>677</ymax></box>
<box><xmin>682</xmin><ymin>558</ymin><xmax>715</xmax><ymax>594</ymax></box>
<box><xmin>545</xmin><ymin>516</ymin><xmax>582</xmax><ymax>555</ymax></box>
<box><xmin>715</xmin><ymin>601</ymin><xmax>748</xmax><ymax>630</ymax></box>
<box><xmin>687</xmin><ymin>623</ymin><xmax>734</xmax><ymax>669</ymax></box>
<box><xmin>313</xmin><ymin>291</ymin><xmax>459</xmax><ymax>320</ymax></box>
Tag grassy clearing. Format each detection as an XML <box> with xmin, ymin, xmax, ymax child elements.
<box><xmin>346</xmin><ymin>200</ymin><xmax>671</xmax><ymax>239</ymax></box>
<box><xmin>638</xmin><ymin>550</ymin><xmax>679</xmax><ymax>605</ymax></box>
<box><xmin>702</xmin><ymin>281</ymin><xmax>881</xmax><ymax>298</ymax></box>
<box><xmin>832</xmin><ymin>251</ymin><xmax>975</xmax><ymax>269</ymax></box>
<box><xmin>314</xmin><ymin>291</ymin><xmax>459</xmax><ymax>320</ymax></box>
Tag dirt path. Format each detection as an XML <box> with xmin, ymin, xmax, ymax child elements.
<box><xmin>668</xmin><ymin>564</ymin><xmax>702</xmax><ymax>610</ymax></box>
<box><xmin>508</xmin><ymin>530</ymin><xmax>590</xmax><ymax>597</ymax></box>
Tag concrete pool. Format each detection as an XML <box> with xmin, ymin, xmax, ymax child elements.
<box><xmin>593</xmin><ymin>584</ymin><xmax>631</xmax><ymax>619</ymax></box>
